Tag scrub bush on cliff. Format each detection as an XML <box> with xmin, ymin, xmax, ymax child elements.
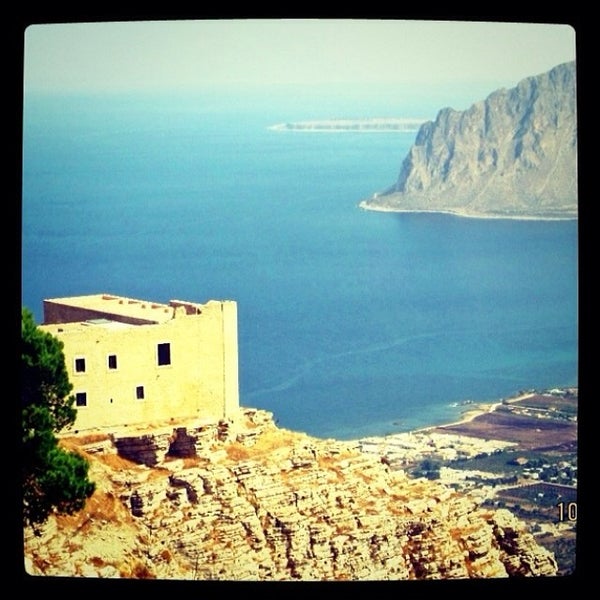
<box><xmin>21</xmin><ymin>308</ymin><xmax>95</xmax><ymax>533</ymax></box>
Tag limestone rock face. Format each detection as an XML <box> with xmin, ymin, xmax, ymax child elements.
<box><xmin>362</xmin><ymin>61</ymin><xmax>577</xmax><ymax>219</ymax></box>
<box><xmin>24</xmin><ymin>409</ymin><xmax>557</xmax><ymax>581</ymax></box>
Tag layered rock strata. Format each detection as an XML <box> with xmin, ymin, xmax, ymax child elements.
<box><xmin>24</xmin><ymin>409</ymin><xmax>557</xmax><ymax>581</ymax></box>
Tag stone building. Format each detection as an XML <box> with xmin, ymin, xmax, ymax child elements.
<box><xmin>39</xmin><ymin>294</ymin><xmax>239</xmax><ymax>432</ymax></box>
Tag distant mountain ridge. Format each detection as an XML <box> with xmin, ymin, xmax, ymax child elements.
<box><xmin>269</xmin><ymin>118</ymin><xmax>425</xmax><ymax>132</ymax></box>
<box><xmin>361</xmin><ymin>62</ymin><xmax>577</xmax><ymax>219</ymax></box>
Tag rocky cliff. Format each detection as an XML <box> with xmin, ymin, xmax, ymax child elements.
<box><xmin>23</xmin><ymin>409</ymin><xmax>557</xmax><ymax>581</ymax></box>
<box><xmin>361</xmin><ymin>62</ymin><xmax>577</xmax><ymax>219</ymax></box>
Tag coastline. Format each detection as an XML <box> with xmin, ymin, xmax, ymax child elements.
<box><xmin>353</xmin><ymin>387</ymin><xmax>577</xmax><ymax>465</ymax></box>
<box><xmin>413</xmin><ymin>390</ymin><xmax>541</xmax><ymax>434</ymax></box>
<box><xmin>413</xmin><ymin>400</ymin><xmax>505</xmax><ymax>434</ymax></box>
<box><xmin>358</xmin><ymin>200</ymin><xmax>578</xmax><ymax>222</ymax></box>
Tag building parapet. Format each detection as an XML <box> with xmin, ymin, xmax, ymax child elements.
<box><xmin>43</xmin><ymin>293</ymin><xmax>176</xmax><ymax>326</ymax></box>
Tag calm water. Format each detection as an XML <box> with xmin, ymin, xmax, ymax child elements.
<box><xmin>21</xmin><ymin>90</ymin><xmax>578</xmax><ymax>439</ymax></box>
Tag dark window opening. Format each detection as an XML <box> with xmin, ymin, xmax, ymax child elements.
<box><xmin>75</xmin><ymin>357</ymin><xmax>86</xmax><ymax>373</ymax></box>
<box><xmin>75</xmin><ymin>392</ymin><xmax>87</xmax><ymax>407</ymax></box>
<box><xmin>136</xmin><ymin>386</ymin><xmax>145</xmax><ymax>400</ymax></box>
<box><xmin>108</xmin><ymin>354</ymin><xmax>118</xmax><ymax>370</ymax></box>
<box><xmin>157</xmin><ymin>342</ymin><xmax>171</xmax><ymax>366</ymax></box>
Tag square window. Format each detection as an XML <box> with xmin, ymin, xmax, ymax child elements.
<box><xmin>74</xmin><ymin>357</ymin><xmax>86</xmax><ymax>373</ymax></box>
<box><xmin>108</xmin><ymin>354</ymin><xmax>118</xmax><ymax>370</ymax></box>
<box><xmin>75</xmin><ymin>392</ymin><xmax>87</xmax><ymax>407</ymax></box>
<box><xmin>136</xmin><ymin>385</ymin><xmax>145</xmax><ymax>400</ymax></box>
<box><xmin>157</xmin><ymin>342</ymin><xmax>171</xmax><ymax>366</ymax></box>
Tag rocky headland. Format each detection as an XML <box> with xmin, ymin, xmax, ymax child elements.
<box><xmin>360</xmin><ymin>61</ymin><xmax>577</xmax><ymax>219</ymax></box>
<box><xmin>24</xmin><ymin>406</ymin><xmax>560</xmax><ymax>582</ymax></box>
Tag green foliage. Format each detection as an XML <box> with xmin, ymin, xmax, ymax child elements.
<box><xmin>21</xmin><ymin>308</ymin><xmax>76</xmax><ymax>435</ymax></box>
<box><xmin>412</xmin><ymin>458</ymin><xmax>441</xmax><ymax>480</ymax></box>
<box><xmin>21</xmin><ymin>308</ymin><xmax>95</xmax><ymax>532</ymax></box>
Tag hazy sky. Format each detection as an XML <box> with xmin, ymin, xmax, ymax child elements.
<box><xmin>23</xmin><ymin>19</ymin><xmax>576</xmax><ymax>93</ymax></box>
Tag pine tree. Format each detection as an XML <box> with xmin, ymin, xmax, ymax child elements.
<box><xmin>21</xmin><ymin>308</ymin><xmax>95</xmax><ymax>533</ymax></box>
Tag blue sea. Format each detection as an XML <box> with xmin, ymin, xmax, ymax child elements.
<box><xmin>21</xmin><ymin>87</ymin><xmax>578</xmax><ymax>440</ymax></box>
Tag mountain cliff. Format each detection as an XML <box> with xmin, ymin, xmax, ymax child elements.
<box><xmin>361</xmin><ymin>62</ymin><xmax>577</xmax><ymax>219</ymax></box>
<box><xmin>24</xmin><ymin>409</ymin><xmax>557</xmax><ymax>581</ymax></box>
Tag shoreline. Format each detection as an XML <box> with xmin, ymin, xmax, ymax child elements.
<box><xmin>352</xmin><ymin>387</ymin><xmax>577</xmax><ymax>456</ymax></box>
<box><xmin>358</xmin><ymin>200</ymin><xmax>578</xmax><ymax>222</ymax></box>
<box><xmin>413</xmin><ymin>400</ymin><xmax>505</xmax><ymax>434</ymax></box>
<box><xmin>413</xmin><ymin>390</ymin><xmax>540</xmax><ymax>435</ymax></box>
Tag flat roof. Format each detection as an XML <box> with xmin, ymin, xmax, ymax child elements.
<box><xmin>44</xmin><ymin>294</ymin><xmax>176</xmax><ymax>324</ymax></box>
<box><xmin>40</xmin><ymin>319</ymin><xmax>134</xmax><ymax>335</ymax></box>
